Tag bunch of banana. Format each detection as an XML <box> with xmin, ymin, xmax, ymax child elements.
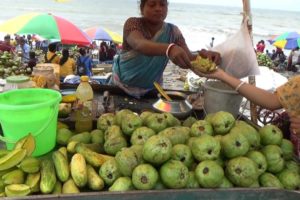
<box><xmin>191</xmin><ymin>55</ymin><xmax>217</xmax><ymax>73</ymax></box>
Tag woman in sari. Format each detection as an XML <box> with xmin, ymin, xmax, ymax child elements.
<box><xmin>112</xmin><ymin>0</ymin><xmax>220</xmax><ymax>98</ymax></box>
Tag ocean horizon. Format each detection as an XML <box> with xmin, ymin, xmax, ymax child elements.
<box><xmin>0</xmin><ymin>0</ymin><xmax>299</xmax><ymax>52</ymax></box>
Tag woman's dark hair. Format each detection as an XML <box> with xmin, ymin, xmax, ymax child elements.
<box><xmin>79</xmin><ymin>48</ymin><xmax>86</xmax><ymax>56</ymax></box>
<box><xmin>139</xmin><ymin>0</ymin><xmax>169</xmax><ymax>13</ymax></box>
<box><xmin>59</xmin><ymin>49</ymin><xmax>69</xmax><ymax>66</ymax></box>
<box><xmin>29</xmin><ymin>51</ymin><xmax>36</xmax><ymax>59</ymax></box>
<box><xmin>48</xmin><ymin>43</ymin><xmax>57</xmax><ymax>52</ymax></box>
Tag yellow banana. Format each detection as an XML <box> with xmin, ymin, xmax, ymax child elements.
<box><xmin>0</xmin><ymin>149</ymin><xmax>27</xmax><ymax>171</ymax></box>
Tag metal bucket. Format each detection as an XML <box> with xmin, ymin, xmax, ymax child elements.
<box><xmin>203</xmin><ymin>80</ymin><xmax>243</xmax><ymax>117</ymax></box>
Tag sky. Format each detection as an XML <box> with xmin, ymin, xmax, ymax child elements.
<box><xmin>171</xmin><ymin>0</ymin><xmax>300</xmax><ymax>12</ymax></box>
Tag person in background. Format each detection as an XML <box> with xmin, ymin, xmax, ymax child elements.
<box><xmin>192</xmin><ymin>66</ymin><xmax>300</xmax><ymax>158</ymax></box>
<box><xmin>59</xmin><ymin>48</ymin><xmax>76</xmax><ymax>81</ymax></box>
<box><xmin>27</xmin><ymin>51</ymin><xmax>37</xmax><ymax>70</ymax></box>
<box><xmin>77</xmin><ymin>48</ymin><xmax>93</xmax><ymax>77</ymax></box>
<box><xmin>99</xmin><ymin>41</ymin><xmax>108</xmax><ymax>62</ymax></box>
<box><xmin>111</xmin><ymin>0</ymin><xmax>220</xmax><ymax>98</ymax></box>
<box><xmin>256</xmin><ymin>40</ymin><xmax>265</xmax><ymax>53</ymax></box>
<box><xmin>107</xmin><ymin>43</ymin><xmax>117</xmax><ymax>61</ymax></box>
<box><xmin>16</xmin><ymin>37</ymin><xmax>30</xmax><ymax>63</ymax></box>
<box><xmin>44</xmin><ymin>43</ymin><xmax>60</xmax><ymax>64</ymax></box>
<box><xmin>287</xmin><ymin>47</ymin><xmax>300</xmax><ymax>72</ymax></box>
<box><xmin>0</xmin><ymin>35</ymin><xmax>15</xmax><ymax>52</ymax></box>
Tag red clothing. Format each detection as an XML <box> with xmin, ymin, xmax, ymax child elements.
<box><xmin>256</xmin><ymin>43</ymin><xmax>265</xmax><ymax>53</ymax></box>
<box><xmin>0</xmin><ymin>41</ymin><xmax>14</xmax><ymax>52</ymax></box>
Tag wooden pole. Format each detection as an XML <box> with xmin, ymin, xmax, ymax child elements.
<box><xmin>242</xmin><ymin>0</ymin><xmax>258</xmax><ymax>124</ymax></box>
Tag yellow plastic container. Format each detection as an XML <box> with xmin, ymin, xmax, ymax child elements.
<box><xmin>0</xmin><ymin>88</ymin><xmax>61</xmax><ymax>156</ymax></box>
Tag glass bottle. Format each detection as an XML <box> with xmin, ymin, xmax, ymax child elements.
<box><xmin>75</xmin><ymin>76</ymin><xmax>94</xmax><ymax>133</ymax></box>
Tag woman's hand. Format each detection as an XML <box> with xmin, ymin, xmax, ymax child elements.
<box><xmin>168</xmin><ymin>45</ymin><xmax>192</xmax><ymax>69</ymax></box>
<box><xmin>198</xmin><ymin>49</ymin><xmax>221</xmax><ymax>66</ymax></box>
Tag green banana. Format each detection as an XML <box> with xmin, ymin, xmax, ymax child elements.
<box><xmin>0</xmin><ymin>149</ymin><xmax>27</xmax><ymax>171</ymax></box>
<box><xmin>5</xmin><ymin>184</ymin><xmax>31</xmax><ymax>197</ymax></box>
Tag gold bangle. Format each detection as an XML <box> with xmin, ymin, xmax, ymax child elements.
<box><xmin>235</xmin><ymin>81</ymin><xmax>246</xmax><ymax>92</ymax></box>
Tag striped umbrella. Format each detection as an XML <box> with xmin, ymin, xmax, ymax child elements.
<box><xmin>270</xmin><ymin>31</ymin><xmax>300</xmax><ymax>50</ymax></box>
<box><xmin>0</xmin><ymin>12</ymin><xmax>91</xmax><ymax>46</ymax></box>
<box><xmin>85</xmin><ymin>26</ymin><xmax>123</xmax><ymax>44</ymax></box>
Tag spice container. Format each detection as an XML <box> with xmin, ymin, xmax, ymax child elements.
<box><xmin>3</xmin><ymin>75</ymin><xmax>33</xmax><ymax>92</ymax></box>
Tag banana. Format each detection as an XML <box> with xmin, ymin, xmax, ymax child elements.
<box><xmin>5</xmin><ymin>184</ymin><xmax>31</xmax><ymax>197</ymax></box>
<box><xmin>0</xmin><ymin>149</ymin><xmax>27</xmax><ymax>171</ymax></box>
<box><xmin>14</xmin><ymin>133</ymin><xmax>35</xmax><ymax>156</ymax></box>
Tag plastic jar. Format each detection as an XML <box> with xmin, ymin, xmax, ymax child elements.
<box><xmin>32</xmin><ymin>65</ymin><xmax>59</xmax><ymax>90</ymax></box>
<box><xmin>3</xmin><ymin>75</ymin><xmax>33</xmax><ymax>92</ymax></box>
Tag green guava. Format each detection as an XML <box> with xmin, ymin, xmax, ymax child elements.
<box><xmin>277</xmin><ymin>169</ymin><xmax>300</xmax><ymax>190</ymax></box>
<box><xmin>195</xmin><ymin>160</ymin><xmax>224</xmax><ymax>188</ymax></box>
<box><xmin>218</xmin><ymin>176</ymin><xmax>233</xmax><ymax>188</ymax></box>
<box><xmin>259</xmin><ymin>172</ymin><xmax>283</xmax><ymax>189</ymax></box>
<box><xmin>190</xmin><ymin>120</ymin><xmax>213</xmax><ymax>137</ymax></box>
<box><xmin>104</xmin><ymin>125</ymin><xmax>123</xmax><ymax>141</ymax></box>
<box><xmin>121</xmin><ymin>113</ymin><xmax>142</xmax><ymax>136</ymax></box>
<box><xmin>90</xmin><ymin>129</ymin><xmax>104</xmax><ymax>145</ymax></box>
<box><xmin>171</xmin><ymin>144</ymin><xmax>194</xmax><ymax>168</ymax></box>
<box><xmin>285</xmin><ymin>160</ymin><xmax>300</xmax><ymax>174</ymax></box>
<box><xmin>115</xmin><ymin>109</ymin><xmax>134</xmax><ymax>126</ymax></box>
<box><xmin>221</xmin><ymin>131</ymin><xmax>250</xmax><ymax>158</ymax></box>
<box><xmin>140</xmin><ymin>111</ymin><xmax>153</xmax><ymax>125</ymax></box>
<box><xmin>232</xmin><ymin>120</ymin><xmax>261</xmax><ymax>150</ymax></box>
<box><xmin>159</xmin><ymin>160</ymin><xmax>189</xmax><ymax>189</ymax></box>
<box><xmin>104</xmin><ymin>136</ymin><xmax>127</xmax><ymax>156</ymax></box>
<box><xmin>186</xmin><ymin>171</ymin><xmax>200</xmax><ymax>189</ymax></box>
<box><xmin>204</xmin><ymin>113</ymin><xmax>215</xmax><ymax>124</ymax></box>
<box><xmin>115</xmin><ymin>147</ymin><xmax>141</xmax><ymax>177</ymax></box>
<box><xmin>145</xmin><ymin>113</ymin><xmax>168</xmax><ymax>133</ymax></box>
<box><xmin>163</xmin><ymin>112</ymin><xmax>181</xmax><ymax>127</ymax></box>
<box><xmin>182</xmin><ymin>116</ymin><xmax>197</xmax><ymax>128</ymax></box>
<box><xmin>97</xmin><ymin>113</ymin><xmax>116</xmax><ymax>131</ymax></box>
<box><xmin>191</xmin><ymin>134</ymin><xmax>221</xmax><ymax>161</ymax></box>
<box><xmin>142</xmin><ymin>135</ymin><xmax>172</xmax><ymax>165</ymax></box>
<box><xmin>261</xmin><ymin>145</ymin><xmax>285</xmax><ymax>173</ymax></box>
<box><xmin>211</xmin><ymin>111</ymin><xmax>235</xmax><ymax>135</ymax></box>
<box><xmin>56</xmin><ymin>128</ymin><xmax>74</xmax><ymax>145</ymax></box>
<box><xmin>130</xmin><ymin>126</ymin><xmax>156</xmax><ymax>145</ymax></box>
<box><xmin>132</xmin><ymin>164</ymin><xmax>159</xmax><ymax>190</ymax></box>
<box><xmin>226</xmin><ymin>156</ymin><xmax>258</xmax><ymax>187</ymax></box>
<box><xmin>280</xmin><ymin>138</ymin><xmax>294</xmax><ymax>160</ymax></box>
<box><xmin>99</xmin><ymin>159</ymin><xmax>121</xmax><ymax>186</ymax></box>
<box><xmin>259</xmin><ymin>124</ymin><xmax>283</xmax><ymax>145</ymax></box>
<box><xmin>246</xmin><ymin>150</ymin><xmax>267</xmax><ymax>176</ymax></box>
<box><xmin>158</xmin><ymin>126</ymin><xmax>190</xmax><ymax>145</ymax></box>
<box><xmin>108</xmin><ymin>177</ymin><xmax>134</xmax><ymax>192</ymax></box>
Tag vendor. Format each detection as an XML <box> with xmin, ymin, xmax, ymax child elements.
<box><xmin>59</xmin><ymin>48</ymin><xmax>76</xmax><ymax>81</ymax></box>
<box><xmin>111</xmin><ymin>0</ymin><xmax>220</xmax><ymax>98</ymax></box>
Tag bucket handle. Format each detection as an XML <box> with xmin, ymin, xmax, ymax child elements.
<box><xmin>0</xmin><ymin>103</ymin><xmax>59</xmax><ymax>144</ymax></box>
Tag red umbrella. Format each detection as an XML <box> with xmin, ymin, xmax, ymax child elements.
<box><xmin>0</xmin><ymin>13</ymin><xmax>91</xmax><ymax>46</ymax></box>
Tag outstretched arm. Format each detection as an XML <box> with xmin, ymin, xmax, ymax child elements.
<box><xmin>192</xmin><ymin>68</ymin><xmax>282</xmax><ymax>111</ymax></box>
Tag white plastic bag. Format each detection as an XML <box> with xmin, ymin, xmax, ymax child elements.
<box><xmin>212</xmin><ymin>20</ymin><xmax>260</xmax><ymax>78</ymax></box>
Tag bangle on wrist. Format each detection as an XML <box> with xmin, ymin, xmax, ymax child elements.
<box><xmin>166</xmin><ymin>43</ymin><xmax>176</xmax><ymax>58</ymax></box>
<box><xmin>235</xmin><ymin>81</ymin><xmax>246</xmax><ymax>92</ymax></box>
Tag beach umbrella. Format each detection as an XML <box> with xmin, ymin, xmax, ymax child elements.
<box><xmin>269</xmin><ymin>31</ymin><xmax>300</xmax><ymax>50</ymax></box>
<box><xmin>85</xmin><ymin>27</ymin><xmax>123</xmax><ymax>44</ymax></box>
<box><xmin>0</xmin><ymin>12</ymin><xmax>91</xmax><ymax>46</ymax></box>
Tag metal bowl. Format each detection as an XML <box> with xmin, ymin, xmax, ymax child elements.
<box><xmin>152</xmin><ymin>91</ymin><xmax>192</xmax><ymax>119</ymax></box>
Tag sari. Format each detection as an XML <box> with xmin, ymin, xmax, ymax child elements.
<box><xmin>112</xmin><ymin>19</ymin><xmax>184</xmax><ymax>98</ymax></box>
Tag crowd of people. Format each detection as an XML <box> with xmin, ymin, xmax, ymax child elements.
<box><xmin>256</xmin><ymin>40</ymin><xmax>300</xmax><ymax>72</ymax></box>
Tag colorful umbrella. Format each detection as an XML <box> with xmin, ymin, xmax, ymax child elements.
<box><xmin>85</xmin><ymin>27</ymin><xmax>123</xmax><ymax>44</ymax></box>
<box><xmin>269</xmin><ymin>31</ymin><xmax>300</xmax><ymax>50</ymax></box>
<box><xmin>0</xmin><ymin>13</ymin><xmax>91</xmax><ymax>46</ymax></box>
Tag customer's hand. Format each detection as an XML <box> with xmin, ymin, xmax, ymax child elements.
<box><xmin>168</xmin><ymin>45</ymin><xmax>192</xmax><ymax>69</ymax></box>
<box><xmin>198</xmin><ymin>49</ymin><xmax>221</xmax><ymax>66</ymax></box>
<box><xmin>191</xmin><ymin>66</ymin><xmax>225</xmax><ymax>81</ymax></box>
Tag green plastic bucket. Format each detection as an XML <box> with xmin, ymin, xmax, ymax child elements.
<box><xmin>0</xmin><ymin>88</ymin><xmax>62</xmax><ymax>156</ymax></box>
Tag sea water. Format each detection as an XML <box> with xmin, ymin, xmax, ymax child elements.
<box><xmin>0</xmin><ymin>0</ymin><xmax>299</xmax><ymax>53</ymax></box>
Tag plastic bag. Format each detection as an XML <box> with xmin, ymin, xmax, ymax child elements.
<box><xmin>212</xmin><ymin>20</ymin><xmax>260</xmax><ymax>78</ymax></box>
